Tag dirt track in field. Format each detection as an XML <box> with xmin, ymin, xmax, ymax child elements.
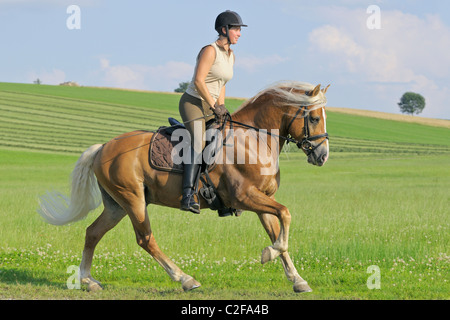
<box><xmin>327</xmin><ymin>106</ymin><xmax>450</xmax><ymax>129</ymax></box>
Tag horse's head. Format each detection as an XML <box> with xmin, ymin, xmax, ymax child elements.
<box><xmin>232</xmin><ymin>81</ymin><xmax>330</xmax><ymax>167</ymax></box>
<box><xmin>285</xmin><ymin>83</ymin><xmax>330</xmax><ymax>166</ymax></box>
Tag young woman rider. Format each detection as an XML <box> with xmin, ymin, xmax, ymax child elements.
<box><xmin>178</xmin><ymin>10</ymin><xmax>247</xmax><ymax>213</ymax></box>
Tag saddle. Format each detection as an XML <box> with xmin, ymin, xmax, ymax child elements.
<box><xmin>149</xmin><ymin>117</ymin><xmax>241</xmax><ymax>217</ymax></box>
<box><xmin>149</xmin><ymin>118</ymin><xmax>217</xmax><ymax>174</ymax></box>
<box><xmin>148</xmin><ymin>118</ymin><xmax>185</xmax><ymax>174</ymax></box>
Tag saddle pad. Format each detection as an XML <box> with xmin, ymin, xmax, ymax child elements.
<box><xmin>149</xmin><ymin>127</ymin><xmax>184</xmax><ymax>174</ymax></box>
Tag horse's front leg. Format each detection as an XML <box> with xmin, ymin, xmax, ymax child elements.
<box><xmin>260</xmin><ymin>205</ymin><xmax>290</xmax><ymax>264</ymax></box>
<box><xmin>258</xmin><ymin>213</ymin><xmax>312</xmax><ymax>293</ymax></box>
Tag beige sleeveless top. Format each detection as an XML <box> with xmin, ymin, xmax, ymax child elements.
<box><xmin>186</xmin><ymin>42</ymin><xmax>234</xmax><ymax>101</ymax></box>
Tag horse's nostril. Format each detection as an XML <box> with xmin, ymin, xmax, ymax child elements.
<box><xmin>320</xmin><ymin>153</ymin><xmax>328</xmax><ymax>165</ymax></box>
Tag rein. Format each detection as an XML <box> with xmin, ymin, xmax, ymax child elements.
<box><xmin>225</xmin><ymin>106</ymin><xmax>329</xmax><ymax>156</ymax></box>
<box><xmin>112</xmin><ymin>106</ymin><xmax>329</xmax><ymax>157</ymax></box>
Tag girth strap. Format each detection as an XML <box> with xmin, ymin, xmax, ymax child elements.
<box><xmin>199</xmin><ymin>170</ymin><xmax>241</xmax><ymax>217</ymax></box>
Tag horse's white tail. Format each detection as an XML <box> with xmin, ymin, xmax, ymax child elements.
<box><xmin>37</xmin><ymin>144</ymin><xmax>104</xmax><ymax>226</ymax></box>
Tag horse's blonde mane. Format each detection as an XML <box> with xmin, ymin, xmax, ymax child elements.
<box><xmin>235</xmin><ymin>81</ymin><xmax>327</xmax><ymax>114</ymax></box>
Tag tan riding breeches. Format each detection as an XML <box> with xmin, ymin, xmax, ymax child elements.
<box><xmin>179</xmin><ymin>92</ymin><xmax>215</xmax><ymax>153</ymax></box>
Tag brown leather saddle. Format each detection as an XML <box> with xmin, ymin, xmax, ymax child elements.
<box><xmin>148</xmin><ymin>118</ymin><xmax>241</xmax><ymax>217</ymax></box>
<box><xmin>149</xmin><ymin>118</ymin><xmax>217</xmax><ymax>174</ymax></box>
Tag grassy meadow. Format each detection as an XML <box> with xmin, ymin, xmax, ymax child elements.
<box><xmin>0</xmin><ymin>82</ymin><xmax>449</xmax><ymax>300</ymax></box>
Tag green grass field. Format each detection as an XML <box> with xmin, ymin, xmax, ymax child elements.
<box><xmin>0</xmin><ymin>82</ymin><xmax>449</xmax><ymax>300</ymax></box>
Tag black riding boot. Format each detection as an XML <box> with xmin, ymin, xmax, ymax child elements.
<box><xmin>180</xmin><ymin>148</ymin><xmax>201</xmax><ymax>214</ymax></box>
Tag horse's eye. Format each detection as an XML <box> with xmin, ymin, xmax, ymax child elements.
<box><xmin>310</xmin><ymin>116</ymin><xmax>320</xmax><ymax>124</ymax></box>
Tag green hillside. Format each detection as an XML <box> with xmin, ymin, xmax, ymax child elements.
<box><xmin>1</xmin><ymin>82</ymin><xmax>449</xmax><ymax>155</ymax></box>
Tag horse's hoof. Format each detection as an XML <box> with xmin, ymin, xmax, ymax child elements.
<box><xmin>293</xmin><ymin>281</ymin><xmax>312</xmax><ymax>293</ymax></box>
<box><xmin>87</xmin><ymin>281</ymin><xmax>103</xmax><ymax>292</ymax></box>
<box><xmin>81</xmin><ymin>277</ymin><xmax>103</xmax><ymax>292</ymax></box>
<box><xmin>261</xmin><ymin>246</ymin><xmax>280</xmax><ymax>264</ymax></box>
<box><xmin>182</xmin><ymin>276</ymin><xmax>201</xmax><ymax>292</ymax></box>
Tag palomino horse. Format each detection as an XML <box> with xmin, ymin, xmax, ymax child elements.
<box><xmin>37</xmin><ymin>81</ymin><xmax>330</xmax><ymax>293</ymax></box>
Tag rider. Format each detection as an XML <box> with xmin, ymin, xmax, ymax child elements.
<box><xmin>179</xmin><ymin>10</ymin><xmax>247</xmax><ymax>213</ymax></box>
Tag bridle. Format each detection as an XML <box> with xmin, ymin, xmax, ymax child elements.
<box><xmin>226</xmin><ymin>105</ymin><xmax>329</xmax><ymax>156</ymax></box>
<box><xmin>285</xmin><ymin>106</ymin><xmax>329</xmax><ymax>156</ymax></box>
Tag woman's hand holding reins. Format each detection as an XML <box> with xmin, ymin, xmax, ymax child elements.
<box><xmin>213</xmin><ymin>103</ymin><xmax>229</xmax><ymax>123</ymax></box>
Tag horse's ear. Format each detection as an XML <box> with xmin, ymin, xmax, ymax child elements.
<box><xmin>322</xmin><ymin>84</ymin><xmax>331</xmax><ymax>94</ymax></box>
<box><xmin>307</xmin><ymin>84</ymin><xmax>321</xmax><ymax>97</ymax></box>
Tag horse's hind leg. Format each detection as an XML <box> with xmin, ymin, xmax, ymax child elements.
<box><xmin>122</xmin><ymin>190</ymin><xmax>201</xmax><ymax>291</ymax></box>
<box><xmin>258</xmin><ymin>213</ymin><xmax>312</xmax><ymax>293</ymax></box>
<box><xmin>80</xmin><ymin>186</ymin><xmax>126</xmax><ymax>291</ymax></box>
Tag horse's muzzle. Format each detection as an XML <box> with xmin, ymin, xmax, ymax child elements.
<box><xmin>307</xmin><ymin>141</ymin><xmax>329</xmax><ymax>167</ymax></box>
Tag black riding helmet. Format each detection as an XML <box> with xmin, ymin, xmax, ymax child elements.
<box><xmin>215</xmin><ymin>10</ymin><xmax>247</xmax><ymax>43</ymax></box>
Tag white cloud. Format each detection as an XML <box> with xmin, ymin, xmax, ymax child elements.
<box><xmin>309</xmin><ymin>10</ymin><xmax>450</xmax><ymax>83</ymax></box>
<box><xmin>307</xmin><ymin>7</ymin><xmax>450</xmax><ymax>118</ymax></box>
<box><xmin>98</xmin><ymin>58</ymin><xmax>193</xmax><ymax>91</ymax></box>
<box><xmin>149</xmin><ymin>61</ymin><xmax>193</xmax><ymax>81</ymax></box>
<box><xmin>27</xmin><ymin>68</ymin><xmax>66</xmax><ymax>85</ymax></box>
<box><xmin>99</xmin><ymin>58</ymin><xmax>145</xmax><ymax>89</ymax></box>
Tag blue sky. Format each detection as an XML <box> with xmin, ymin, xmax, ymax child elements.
<box><xmin>1</xmin><ymin>0</ymin><xmax>450</xmax><ymax>119</ymax></box>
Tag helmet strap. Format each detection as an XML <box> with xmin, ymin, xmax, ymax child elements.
<box><xmin>225</xmin><ymin>25</ymin><xmax>231</xmax><ymax>44</ymax></box>
<box><xmin>220</xmin><ymin>25</ymin><xmax>231</xmax><ymax>45</ymax></box>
